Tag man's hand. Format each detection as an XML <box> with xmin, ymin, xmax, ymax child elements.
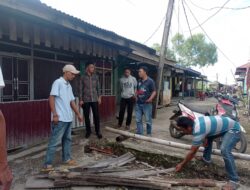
<box><xmin>77</xmin><ymin>113</ymin><xmax>84</xmax><ymax>123</ymax></box>
<box><xmin>79</xmin><ymin>100</ymin><xmax>84</xmax><ymax>107</ymax></box>
<box><xmin>0</xmin><ymin>166</ymin><xmax>13</xmax><ymax>189</ymax></box>
<box><xmin>52</xmin><ymin>114</ymin><xmax>59</xmax><ymax>125</ymax></box>
<box><xmin>175</xmin><ymin>163</ymin><xmax>184</xmax><ymax>172</ymax></box>
<box><xmin>132</xmin><ymin>95</ymin><xmax>137</xmax><ymax>102</ymax></box>
<box><xmin>203</xmin><ymin>138</ymin><xmax>208</xmax><ymax>147</ymax></box>
<box><xmin>145</xmin><ymin>98</ymin><xmax>152</xmax><ymax>103</ymax></box>
<box><xmin>98</xmin><ymin>97</ymin><xmax>102</xmax><ymax>105</ymax></box>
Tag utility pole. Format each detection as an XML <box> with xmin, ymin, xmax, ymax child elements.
<box><xmin>154</xmin><ymin>0</ymin><xmax>175</xmax><ymax>118</ymax></box>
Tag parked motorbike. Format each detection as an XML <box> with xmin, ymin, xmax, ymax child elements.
<box><xmin>169</xmin><ymin>101</ymin><xmax>247</xmax><ymax>153</ymax></box>
<box><xmin>213</xmin><ymin>94</ymin><xmax>247</xmax><ymax>152</ymax></box>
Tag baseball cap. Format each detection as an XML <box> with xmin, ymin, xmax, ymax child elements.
<box><xmin>63</xmin><ymin>65</ymin><xmax>80</xmax><ymax>74</ymax></box>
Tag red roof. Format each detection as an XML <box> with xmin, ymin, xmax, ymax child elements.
<box><xmin>237</xmin><ymin>61</ymin><xmax>250</xmax><ymax>69</ymax></box>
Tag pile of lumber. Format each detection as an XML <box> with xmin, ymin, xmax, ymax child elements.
<box><xmin>26</xmin><ymin>152</ymin><xmax>223</xmax><ymax>189</ymax></box>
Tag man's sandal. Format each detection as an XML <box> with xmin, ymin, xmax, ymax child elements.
<box><xmin>63</xmin><ymin>159</ymin><xmax>77</xmax><ymax>166</ymax></box>
<box><xmin>41</xmin><ymin>165</ymin><xmax>54</xmax><ymax>172</ymax></box>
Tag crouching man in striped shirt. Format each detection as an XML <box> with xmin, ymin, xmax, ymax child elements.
<box><xmin>175</xmin><ymin>116</ymin><xmax>241</xmax><ymax>190</ymax></box>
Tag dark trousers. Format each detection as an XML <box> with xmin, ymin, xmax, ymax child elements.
<box><xmin>118</xmin><ymin>97</ymin><xmax>134</xmax><ymax>126</ymax></box>
<box><xmin>82</xmin><ymin>102</ymin><xmax>100</xmax><ymax>135</ymax></box>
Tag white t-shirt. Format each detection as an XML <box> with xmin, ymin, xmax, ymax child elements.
<box><xmin>50</xmin><ymin>77</ymin><xmax>75</xmax><ymax>122</ymax></box>
<box><xmin>120</xmin><ymin>75</ymin><xmax>137</xmax><ymax>99</ymax></box>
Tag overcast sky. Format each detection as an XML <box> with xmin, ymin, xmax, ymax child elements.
<box><xmin>41</xmin><ymin>0</ymin><xmax>250</xmax><ymax>84</ymax></box>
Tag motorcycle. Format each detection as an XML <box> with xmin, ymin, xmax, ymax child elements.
<box><xmin>169</xmin><ymin>101</ymin><xmax>247</xmax><ymax>153</ymax></box>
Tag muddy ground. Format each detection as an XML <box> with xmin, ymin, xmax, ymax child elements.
<box><xmin>8</xmin><ymin>97</ymin><xmax>250</xmax><ymax>189</ymax></box>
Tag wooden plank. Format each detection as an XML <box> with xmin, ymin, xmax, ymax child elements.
<box><xmin>22</xmin><ymin>22</ymin><xmax>30</xmax><ymax>43</ymax></box>
<box><xmin>86</xmin><ymin>39</ymin><xmax>92</xmax><ymax>55</ymax></box>
<box><xmin>79</xmin><ymin>38</ymin><xmax>83</xmax><ymax>54</ymax></box>
<box><xmin>97</xmin><ymin>43</ymin><xmax>104</xmax><ymax>57</ymax></box>
<box><xmin>0</xmin><ymin>24</ymin><xmax>2</xmax><ymax>39</ymax></box>
<box><xmin>108</xmin><ymin>47</ymin><xmax>113</xmax><ymax>58</ymax></box>
<box><xmin>75</xmin><ymin>36</ymin><xmax>80</xmax><ymax>52</ymax></box>
<box><xmin>25</xmin><ymin>176</ymin><xmax>56</xmax><ymax>189</ymax></box>
<box><xmin>9</xmin><ymin>18</ymin><xmax>17</xmax><ymax>41</ymax></box>
<box><xmin>63</xmin><ymin>33</ymin><xmax>69</xmax><ymax>50</ymax></box>
<box><xmin>54</xmin><ymin>175</ymin><xmax>172</xmax><ymax>189</ymax></box>
<box><xmin>16</xmin><ymin>21</ymin><xmax>23</xmax><ymax>41</ymax></box>
<box><xmin>82</xmin><ymin>38</ymin><xmax>87</xmax><ymax>54</ymax></box>
<box><xmin>106</xmin><ymin>127</ymin><xmax>250</xmax><ymax>160</ymax></box>
<box><xmin>53</xmin><ymin>29</ymin><xmax>61</xmax><ymax>49</ymax></box>
<box><xmin>33</xmin><ymin>25</ymin><xmax>40</xmax><ymax>45</ymax></box>
<box><xmin>99</xmin><ymin>168</ymin><xmax>175</xmax><ymax>178</ymax></box>
<box><xmin>91</xmin><ymin>152</ymin><xmax>135</xmax><ymax>168</ymax></box>
<box><xmin>44</xmin><ymin>28</ymin><xmax>51</xmax><ymax>47</ymax></box>
<box><xmin>69</xmin><ymin>35</ymin><xmax>74</xmax><ymax>51</ymax></box>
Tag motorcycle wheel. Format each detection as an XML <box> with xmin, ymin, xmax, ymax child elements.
<box><xmin>216</xmin><ymin>133</ymin><xmax>247</xmax><ymax>153</ymax></box>
<box><xmin>169</xmin><ymin>121</ymin><xmax>185</xmax><ymax>139</ymax></box>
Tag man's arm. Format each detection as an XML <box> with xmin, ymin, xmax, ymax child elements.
<box><xmin>176</xmin><ymin>145</ymin><xmax>200</xmax><ymax>172</ymax></box>
<box><xmin>79</xmin><ymin>76</ymin><xmax>84</xmax><ymax>106</ymax></box>
<box><xmin>146</xmin><ymin>80</ymin><xmax>156</xmax><ymax>103</ymax></box>
<box><xmin>146</xmin><ymin>90</ymin><xmax>156</xmax><ymax>103</ymax></box>
<box><xmin>133</xmin><ymin>78</ymin><xmax>137</xmax><ymax>95</ymax></box>
<box><xmin>49</xmin><ymin>95</ymin><xmax>59</xmax><ymax>124</ymax></box>
<box><xmin>70</xmin><ymin>101</ymin><xmax>83</xmax><ymax>122</ymax></box>
<box><xmin>96</xmin><ymin>76</ymin><xmax>102</xmax><ymax>104</ymax></box>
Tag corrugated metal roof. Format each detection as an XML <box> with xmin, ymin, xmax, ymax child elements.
<box><xmin>3</xmin><ymin>0</ymin><xmax>155</xmax><ymax>53</ymax></box>
<box><xmin>173</xmin><ymin>64</ymin><xmax>202</xmax><ymax>76</ymax></box>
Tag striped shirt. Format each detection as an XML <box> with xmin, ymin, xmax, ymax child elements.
<box><xmin>192</xmin><ymin>116</ymin><xmax>241</xmax><ymax>146</ymax></box>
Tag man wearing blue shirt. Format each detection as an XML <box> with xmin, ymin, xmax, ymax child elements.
<box><xmin>136</xmin><ymin>66</ymin><xmax>156</xmax><ymax>136</ymax></box>
<box><xmin>175</xmin><ymin>116</ymin><xmax>241</xmax><ymax>190</ymax></box>
<box><xmin>42</xmin><ymin>65</ymin><xmax>83</xmax><ymax>171</ymax></box>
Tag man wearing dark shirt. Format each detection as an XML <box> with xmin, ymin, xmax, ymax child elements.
<box><xmin>136</xmin><ymin>66</ymin><xmax>156</xmax><ymax>135</ymax></box>
<box><xmin>80</xmin><ymin>63</ymin><xmax>102</xmax><ymax>139</ymax></box>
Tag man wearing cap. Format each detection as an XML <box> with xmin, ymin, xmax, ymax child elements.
<box><xmin>42</xmin><ymin>64</ymin><xmax>83</xmax><ymax>171</ymax></box>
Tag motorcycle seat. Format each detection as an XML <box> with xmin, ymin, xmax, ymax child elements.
<box><xmin>180</xmin><ymin>101</ymin><xmax>211</xmax><ymax>115</ymax></box>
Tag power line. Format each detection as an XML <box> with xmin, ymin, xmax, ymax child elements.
<box><xmin>187</xmin><ymin>0</ymin><xmax>232</xmax><ymax>31</ymax></box>
<box><xmin>182</xmin><ymin>0</ymin><xmax>194</xmax><ymax>44</ymax></box>
<box><xmin>124</xmin><ymin>0</ymin><xmax>136</xmax><ymax>7</ymax></box>
<box><xmin>183</xmin><ymin>0</ymin><xmax>237</xmax><ymax>68</ymax></box>
<box><xmin>143</xmin><ymin>16</ymin><xmax>165</xmax><ymax>44</ymax></box>
<box><xmin>172</xmin><ymin>0</ymin><xmax>184</xmax><ymax>35</ymax></box>
<box><xmin>188</xmin><ymin>0</ymin><xmax>250</xmax><ymax>11</ymax></box>
<box><xmin>182</xmin><ymin>0</ymin><xmax>197</xmax><ymax>63</ymax></box>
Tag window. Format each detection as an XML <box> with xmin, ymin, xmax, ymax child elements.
<box><xmin>95</xmin><ymin>61</ymin><xmax>112</xmax><ymax>96</ymax></box>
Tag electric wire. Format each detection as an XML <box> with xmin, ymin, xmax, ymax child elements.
<box><xmin>183</xmin><ymin>0</ymin><xmax>237</xmax><ymax>68</ymax></box>
<box><xmin>188</xmin><ymin>0</ymin><xmax>250</xmax><ymax>11</ymax></box>
<box><xmin>188</xmin><ymin>0</ymin><xmax>232</xmax><ymax>31</ymax></box>
<box><xmin>143</xmin><ymin>16</ymin><xmax>165</xmax><ymax>44</ymax></box>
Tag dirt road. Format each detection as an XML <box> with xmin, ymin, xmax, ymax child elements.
<box><xmin>7</xmin><ymin>97</ymin><xmax>250</xmax><ymax>189</ymax></box>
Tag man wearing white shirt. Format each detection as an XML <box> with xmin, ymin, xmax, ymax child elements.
<box><xmin>42</xmin><ymin>65</ymin><xmax>83</xmax><ymax>171</ymax></box>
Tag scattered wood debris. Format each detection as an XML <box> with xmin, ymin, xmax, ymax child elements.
<box><xmin>26</xmin><ymin>151</ymin><xmax>223</xmax><ymax>189</ymax></box>
<box><xmin>84</xmin><ymin>144</ymin><xmax>113</xmax><ymax>155</ymax></box>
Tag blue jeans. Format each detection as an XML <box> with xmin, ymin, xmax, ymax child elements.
<box><xmin>44</xmin><ymin>122</ymin><xmax>72</xmax><ymax>165</ymax></box>
<box><xmin>135</xmin><ymin>103</ymin><xmax>152</xmax><ymax>135</ymax></box>
<box><xmin>203</xmin><ymin>130</ymin><xmax>240</xmax><ymax>182</ymax></box>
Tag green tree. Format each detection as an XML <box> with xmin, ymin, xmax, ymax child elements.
<box><xmin>151</xmin><ymin>43</ymin><xmax>176</xmax><ymax>61</ymax></box>
<box><xmin>171</xmin><ymin>33</ymin><xmax>217</xmax><ymax>67</ymax></box>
